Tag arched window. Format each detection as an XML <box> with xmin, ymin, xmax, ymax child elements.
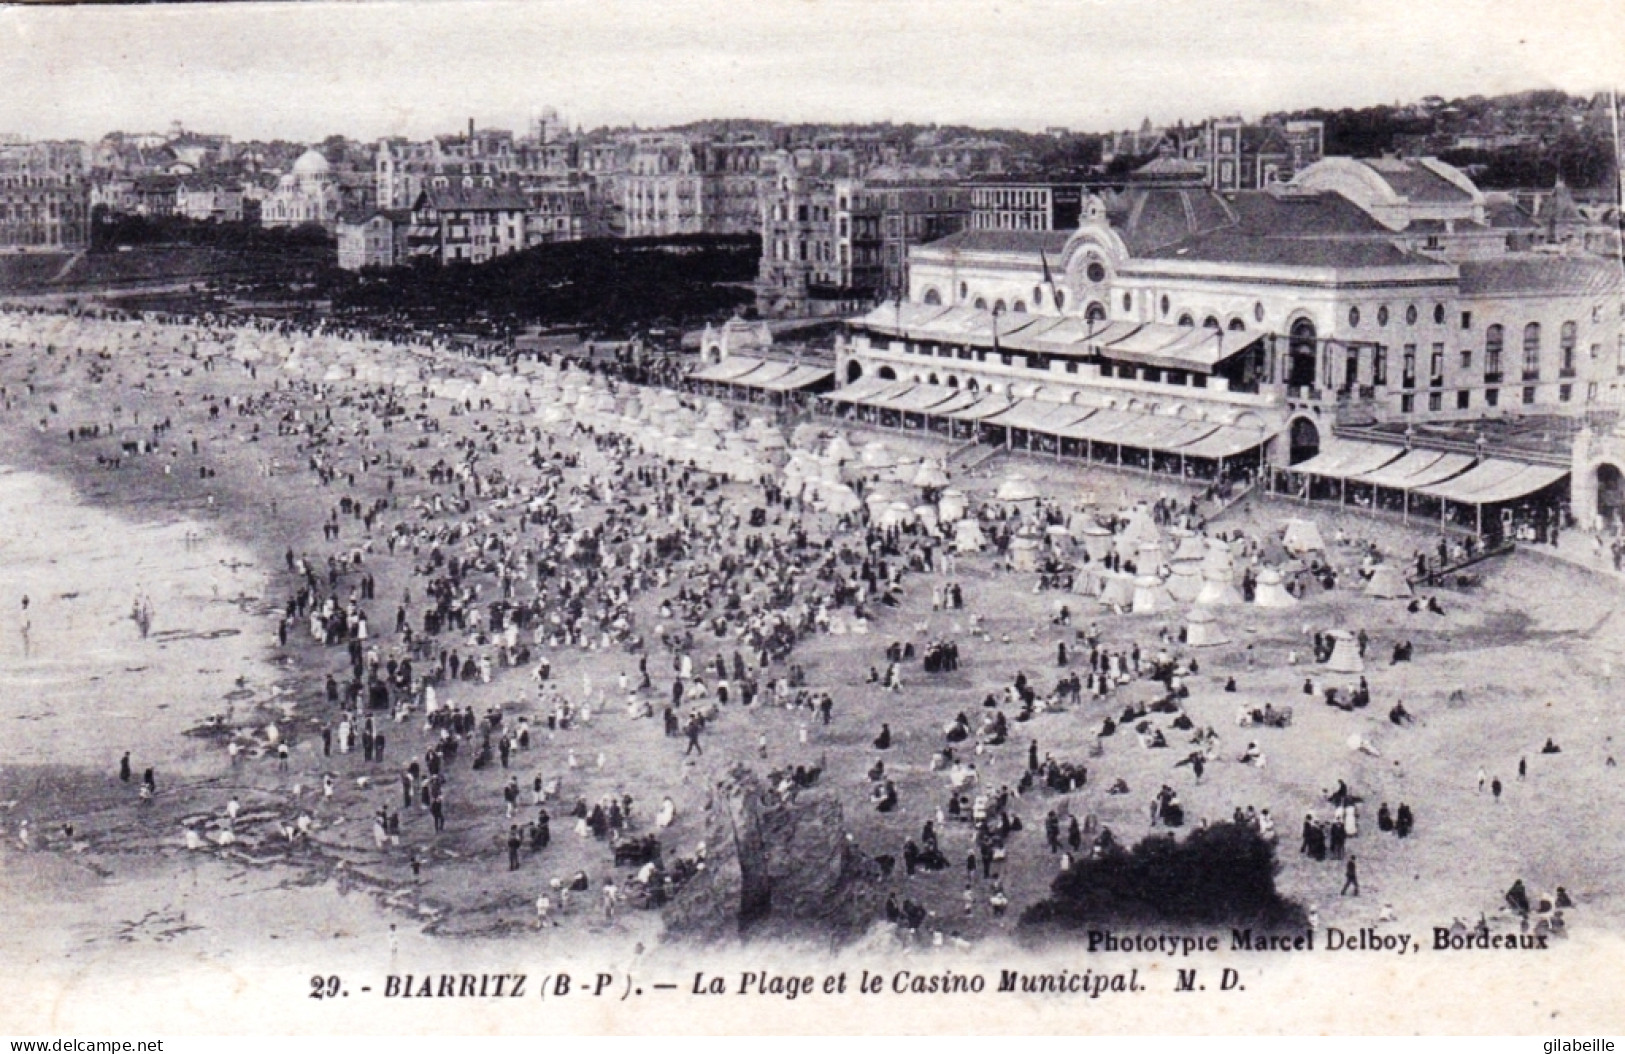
<box><xmin>1011</xmin><ymin>301</ymin><xmax>1027</xmax><ymax>314</ymax></box>
<box><xmin>922</xmin><ymin>287</ymin><xmax>942</xmax><ymax>306</ymax></box>
<box><xmin>1348</xmin><ymin>306</ymin><xmax>1361</xmax><ymax>328</ymax></box>
<box><xmin>1522</xmin><ymin>322</ymin><xmax>1542</xmax><ymax>378</ymax></box>
<box><xmin>1054</xmin><ymin>291</ymin><xmax>1065</xmax><ymax>310</ymax></box>
<box><xmin>1377</xmin><ymin>305</ymin><xmax>1390</xmax><ymax>326</ymax></box>
<box><xmin>1032</xmin><ymin>287</ymin><xmax>1043</xmax><ymax>306</ymax></box>
<box><xmin>966</xmin><ymin>377</ymin><xmax>980</xmax><ymax>392</ymax></box>
<box><xmin>1177</xmin><ymin>313</ymin><xmax>1194</xmax><ymax>328</ymax></box>
<box><xmin>846</xmin><ymin>360</ymin><xmax>864</xmax><ymax>383</ymax></box>
<box><xmin>1434</xmin><ymin>303</ymin><xmax>1446</xmax><ymax>325</ymax></box>
<box><xmin>993</xmin><ymin>299</ymin><xmax>1007</xmax><ymax>314</ymax></box>
<box><xmin>1560</xmin><ymin>320</ymin><xmax>1578</xmax><ymax>374</ymax></box>
<box><xmin>1085</xmin><ymin>301</ymin><xmax>1107</xmax><ymax>323</ymax></box>
<box><xmin>1485</xmin><ymin>323</ymin><xmax>1504</xmax><ymax>376</ymax></box>
<box><xmin>973</xmin><ymin>297</ymin><xmax>987</xmax><ymax>311</ymax></box>
<box><xmin>959</xmin><ymin>282</ymin><xmax>967</xmax><ymax>299</ymax></box>
<box><xmin>928</xmin><ymin>373</ymin><xmax>940</xmax><ymax>385</ymax></box>
<box><xmin>878</xmin><ymin>366</ymin><xmax>897</xmax><ymax>380</ymax></box>
<box><xmin>1202</xmin><ymin>316</ymin><xmax>1220</xmax><ymax>330</ymax></box>
<box><xmin>1405</xmin><ymin>304</ymin><xmax>1418</xmax><ymax>326</ymax></box>
<box><xmin>1123</xmin><ymin>292</ymin><xmax>1133</xmax><ymax>313</ymax></box>
<box><xmin>1160</xmin><ymin>295</ymin><xmax>1171</xmax><ymax>318</ymax></box>
<box><xmin>1287</xmin><ymin>317</ymin><xmax>1318</xmax><ymax>387</ymax></box>
<box><xmin>1227</xmin><ymin>318</ymin><xmax>1246</xmax><ymax>332</ymax></box>
<box><xmin>946</xmin><ymin>375</ymin><xmax>959</xmax><ymax>388</ymax></box>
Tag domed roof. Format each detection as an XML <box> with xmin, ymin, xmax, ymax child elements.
<box><xmin>292</xmin><ymin>149</ymin><xmax>331</xmax><ymax>176</ymax></box>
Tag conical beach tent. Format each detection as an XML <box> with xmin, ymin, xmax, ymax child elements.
<box><xmin>1252</xmin><ymin>566</ymin><xmax>1298</xmax><ymax>608</ymax></box>
<box><xmin>1131</xmin><ymin>574</ymin><xmax>1171</xmax><ymax>615</ymax></box>
<box><xmin>1364</xmin><ymin>564</ymin><xmax>1412</xmax><ymax>599</ymax></box>
<box><xmin>1165</xmin><ymin>562</ymin><xmax>1203</xmax><ymax>603</ymax></box>
<box><xmin>1282</xmin><ymin>518</ymin><xmax>1327</xmax><ymax>555</ymax></box>
<box><xmin>953</xmin><ymin>519</ymin><xmax>988</xmax><ymax>553</ymax></box>
<box><xmin>1325</xmin><ymin>630</ymin><xmax>1365</xmax><ymax>673</ymax></box>
<box><xmin>1185</xmin><ymin>606</ymin><xmax>1231</xmax><ymax>647</ymax></box>
<box><xmin>1098</xmin><ymin>572</ymin><xmax>1136</xmax><ymax>609</ymax></box>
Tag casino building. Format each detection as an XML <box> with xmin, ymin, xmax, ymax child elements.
<box><xmin>821</xmin><ymin>157</ymin><xmax>1625</xmax><ymax>534</ymax></box>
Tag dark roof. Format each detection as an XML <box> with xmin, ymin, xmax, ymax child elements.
<box><xmin>1362</xmin><ymin>158</ymin><xmax>1473</xmax><ymax>204</ymax></box>
<box><xmin>1457</xmin><ymin>255</ymin><xmax>1625</xmax><ymax>297</ymax></box>
<box><xmin>1107</xmin><ymin>187</ymin><xmax>1235</xmax><ymax>254</ymax></box>
<box><xmin>1485</xmin><ymin>200</ymin><xmax>1539</xmax><ymax>229</ymax></box>
<box><xmin>338</xmin><ymin>207</ymin><xmax>409</xmax><ymax>226</ymax></box>
<box><xmin>1225</xmin><ymin>191</ymin><xmax>1393</xmax><ymax>238</ymax></box>
<box><xmin>920</xmin><ymin>229</ymin><xmax>1072</xmax><ymax>255</ymax></box>
<box><xmin>418</xmin><ymin>187</ymin><xmax>529</xmax><ymax>211</ymax></box>
<box><xmin>1118</xmin><ymin>187</ymin><xmax>1429</xmax><ymax>269</ymax></box>
<box><xmin>1138</xmin><ymin>233</ymin><xmax>1424</xmax><ymax>269</ymax></box>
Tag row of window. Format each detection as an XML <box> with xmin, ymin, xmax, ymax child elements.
<box><xmin>1347</xmin><ymin>302</ymin><xmax>1450</xmax><ymax>329</ymax></box>
<box><xmin>1398</xmin><ymin>382</ymin><xmax>1595</xmax><ymax>414</ymax></box>
<box><xmin>971</xmin><ymin>211</ymin><xmax>1052</xmax><ymax>230</ymax></box>
<box><xmin>971</xmin><ymin>188</ymin><xmax>1052</xmax><ymax>208</ymax></box>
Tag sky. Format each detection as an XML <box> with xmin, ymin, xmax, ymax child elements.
<box><xmin>1</xmin><ymin>0</ymin><xmax>1622</xmax><ymax>143</ymax></box>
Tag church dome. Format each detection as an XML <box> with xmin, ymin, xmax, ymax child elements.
<box><xmin>291</xmin><ymin>149</ymin><xmax>331</xmax><ymax>176</ymax></box>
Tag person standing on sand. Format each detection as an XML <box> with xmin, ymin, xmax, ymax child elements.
<box><xmin>1341</xmin><ymin>855</ymin><xmax>1359</xmax><ymax>897</ymax></box>
<box><xmin>119</xmin><ymin>752</ymin><xmax>131</xmax><ymax>783</ymax></box>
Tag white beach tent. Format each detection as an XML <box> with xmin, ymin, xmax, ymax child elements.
<box><xmin>996</xmin><ymin>474</ymin><xmax>1040</xmax><ymax>504</ymax></box>
<box><xmin>1364</xmin><ymin>564</ymin><xmax>1412</xmax><ymax>599</ymax></box>
<box><xmin>1325</xmin><ymin>630</ymin><xmax>1365</xmax><ymax>674</ymax></box>
<box><xmin>1009</xmin><ymin>535</ymin><xmax>1042</xmax><ymax>571</ymax></box>
<box><xmin>1195</xmin><ymin>566</ymin><xmax>1243</xmax><ymax>606</ymax></box>
<box><xmin>1252</xmin><ymin>566</ymin><xmax>1298</xmax><ymax>608</ymax></box>
<box><xmin>1282</xmin><ymin>518</ymin><xmax>1328</xmax><ymax>555</ymax></box>
<box><xmin>953</xmin><ymin>518</ymin><xmax>988</xmax><ymax>553</ymax></box>
<box><xmin>1131</xmin><ymin>574</ymin><xmax>1171</xmax><ymax>615</ymax></box>
<box><xmin>1098</xmin><ymin>572</ymin><xmax>1136</xmax><ymax>610</ymax></box>
<box><xmin>1185</xmin><ymin>606</ymin><xmax>1231</xmax><ymax>648</ymax></box>
<box><xmin>1165</xmin><ymin>562</ymin><xmax>1204</xmax><ymax>603</ymax></box>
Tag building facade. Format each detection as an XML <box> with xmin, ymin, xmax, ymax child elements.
<box><xmin>968</xmin><ymin>181</ymin><xmax>1084</xmax><ymax>232</ymax></box>
<box><xmin>832</xmin><ymin>174</ymin><xmax>969</xmax><ymax>299</ymax></box>
<box><xmin>404</xmin><ymin>187</ymin><xmax>528</xmax><ymax>265</ymax></box>
<box><xmin>0</xmin><ymin>142</ymin><xmax>90</xmax><ymax>252</ymax></box>
<box><xmin>175</xmin><ymin>181</ymin><xmax>244</xmax><ymax>223</ymax></box>
<box><xmin>836</xmin><ymin>158</ymin><xmax>1623</xmax><ymax>469</ymax></box>
<box><xmin>261</xmin><ymin>149</ymin><xmax>342</xmax><ymax>231</ymax></box>
<box><xmin>335</xmin><ymin>209</ymin><xmax>406</xmax><ymax>271</ymax></box>
<box><xmin>620</xmin><ymin>135</ymin><xmax>769</xmax><ymax>238</ymax></box>
<box><xmin>756</xmin><ymin>162</ymin><xmax>852</xmax><ymax>317</ymax></box>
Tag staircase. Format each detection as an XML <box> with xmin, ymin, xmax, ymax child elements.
<box><xmin>48</xmin><ymin>250</ymin><xmax>86</xmax><ymax>284</ymax></box>
<box><xmin>1411</xmin><ymin>541</ymin><xmax>1515</xmax><ymax>586</ymax></box>
<box><xmin>948</xmin><ymin>441</ymin><xmax>1003</xmax><ymax>475</ymax></box>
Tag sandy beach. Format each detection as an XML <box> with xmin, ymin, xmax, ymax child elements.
<box><xmin>1</xmin><ymin>313</ymin><xmax>1623</xmax><ymax>1033</ymax></box>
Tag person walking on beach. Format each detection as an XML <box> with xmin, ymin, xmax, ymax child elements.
<box><xmin>119</xmin><ymin>752</ymin><xmax>131</xmax><ymax>783</ymax></box>
<box><xmin>1341</xmin><ymin>855</ymin><xmax>1360</xmax><ymax>897</ymax></box>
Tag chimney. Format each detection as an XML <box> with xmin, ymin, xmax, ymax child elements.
<box><xmin>468</xmin><ymin>118</ymin><xmax>475</xmax><ymax>142</ymax></box>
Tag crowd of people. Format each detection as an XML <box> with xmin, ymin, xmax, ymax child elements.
<box><xmin>0</xmin><ymin>304</ymin><xmax>1598</xmax><ymax>949</ymax></box>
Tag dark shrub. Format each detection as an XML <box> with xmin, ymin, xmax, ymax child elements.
<box><xmin>1021</xmin><ymin>822</ymin><xmax>1305</xmax><ymax>933</ymax></box>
